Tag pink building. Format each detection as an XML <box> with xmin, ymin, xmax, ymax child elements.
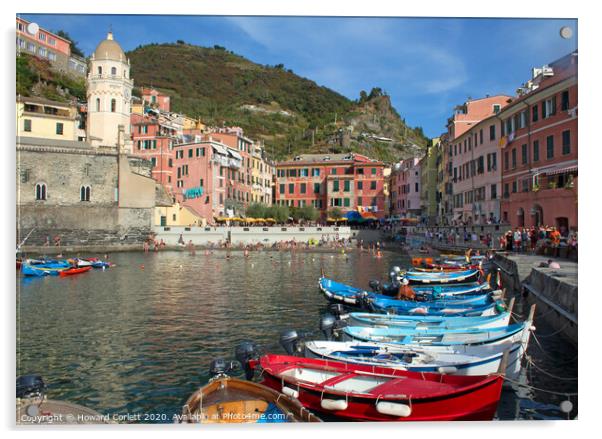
<box><xmin>207</xmin><ymin>130</ymin><xmax>254</xmax><ymax>214</ymax></box>
<box><xmin>16</xmin><ymin>17</ymin><xmax>87</xmax><ymax>76</ymax></box>
<box><xmin>131</xmin><ymin>113</ymin><xmax>176</xmax><ymax>194</ymax></box>
<box><xmin>171</xmin><ymin>139</ymin><xmax>240</xmax><ymax>222</ymax></box>
<box><xmin>500</xmin><ymin>52</ymin><xmax>578</xmax><ymax>233</ymax></box>
<box><xmin>141</xmin><ymin>87</ymin><xmax>171</xmax><ymax>113</ymax></box>
<box><xmin>389</xmin><ymin>158</ymin><xmax>421</xmax><ymax>218</ymax></box>
<box><xmin>447</xmin><ymin>95</ymin><xmax>512</xmax><ymax>139</ymax></box>
<box><xmin>447</xmin><ymin>95</ymin><xmax>513</xmax><ymax>224</ymax></box>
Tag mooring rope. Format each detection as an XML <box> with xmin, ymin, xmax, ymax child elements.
<box><xmin>525</xmin><ymin>355</ymin><xmax>578</xmax><ymax>381</ymax></box>
<box><xmin>528</xmin><ymin>332</ymin><xmax>578</xmax><ymax>364</ymax></box>
<box><xmin>502</xmin><ymin>376</ymin><xmax>578</xmax><ymax>396</ymax></box>
<box><xmin>532</xmin><ymin>319</ymin><xmax>573</xmax><ymax>338</ymax></box>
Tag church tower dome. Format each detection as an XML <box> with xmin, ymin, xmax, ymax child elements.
<box><xmin>86</xmin><ymin>31</ymin><xmax>133</xmax><ymax>151</ymax></box>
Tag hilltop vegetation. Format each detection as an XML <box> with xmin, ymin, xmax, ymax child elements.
<box><xmin>128</xmin><ymin>42</ymin><xmax>429</xmax><ymax>161</ymax></box>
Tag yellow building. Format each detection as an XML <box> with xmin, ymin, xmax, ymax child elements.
<box><xmin>16</xmin><ymin>97</ymin><xmax>80</xmax><ymax>141</ymax></box>
<box><xmin>181</xmin><ymin>115</ymin><xmax>206</xmax><ymax>131</ymax></box>
<box><xmin>250</xmin><ymin>143</ymin><xmax>274</xmax><ymax>205</ymax></box>
<box><xmin>154</xmin><ymin>202</ymin><xmax>206</xmax><ymax>227</ymax></box>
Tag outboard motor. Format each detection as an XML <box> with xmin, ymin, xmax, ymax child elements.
<box><xmin>319</xmin><ymin>313</ymin><xmax>337</xmax><ymax>340</ymax></box>
<box><xmin>357</xmin><ymin>292</ymin><xmax>377</xmax><ymax>312</ymax></box>
<box><xmin>209</xmin><ymin>359</ymin><xmax>240</xmax><ymax>378</ymax></box>
<box><xmin>280</xmin><ymin>330</ymin><xmax>301</xmax><ymax>355</ymax></box>
<box><xmin>16</xmin><ymin>375</ymin><xmax>45</xmax><ymax>399</ymax></box>
<box><xmin>235</xmin><ymin>341</ymin><xmax>259</xmax><ymax>380</ymax></box>
<box><xmin>209</xmin><ymin>358</ymin><xmax>228</xmax><ymax>377</ymax></box>
<box><xmin>328</xmin><ymin>303</ymin><xmax>347</xmax><ymax>318</ymax></box>
<box><xmin>381</xmin><ymin>282</ymin><xmax>399</xmax><ymax>297</ymax></box>
<box><xmin>368</xmin><ymin>279</ymin><xmax>381</xmax><ymax>292</ymax></box>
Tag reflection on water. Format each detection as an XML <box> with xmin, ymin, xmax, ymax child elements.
<box><xmin>17</xmin><ymin>250</ymin><xmax>577</xmax><ymax>422</ymax></box>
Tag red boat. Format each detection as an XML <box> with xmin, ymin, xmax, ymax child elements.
<box><xmin>249</xmin><ymin>354</ymin><xmax>503</xmax><ymax>422</ymax></box>
<box><xmin>59</xmin><ymin>266</ymin><xmax>92</xmax><ymax>277</ymax></box>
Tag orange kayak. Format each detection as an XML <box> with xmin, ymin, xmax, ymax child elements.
<box><xmin>59</xmin><ymin>266</ymin><xmax>92</xmax><ymax>277</ymax></box>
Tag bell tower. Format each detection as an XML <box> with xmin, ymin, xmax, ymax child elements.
<box><xmin>86</xmin><ymin>31</ymin><xmax>133</xmax><ymax>152</ymax></box>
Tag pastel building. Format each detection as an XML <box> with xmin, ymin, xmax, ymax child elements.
<box><xmin>207</xmin><ymin>129</ymin><xmax>254</xmax><ymax>214</ymax></box>
<box><xmin>389</xmin><ymin>158</ymin><xmax>421</xmax><ymax>218</ymax></box>
<box><xmin>171</xmin><ymin>138</ymin><xmax>243</xmax><ymax>222</ymax></box>
<box><xmin>16</xmin><ymin>96</ymin><xmax>81</xmax><ymax>141</ymax></box>
<box><xmin>130</xmin><ymin>112</ymin><xmax>177</xmax><ymax>194</ymax></box>
<box><xmin>446</xmin><ymin>95</ymin><xmax>513</xmax><ymax>225</ymax></box>
<box><xmin>449</xmin><ymin>110</ymin><xmax>508</xmax><ymax>224</ymax></box>
<box><xmin>16</xmin><ymin>17</ymin><xmax>87</xmax><ymax>77</ymax></box>
<box><xmin>141</xmin><ymin>87</ymin><xmax>171</xmax><ymax>112</ymax></box>
<box><xmin>499</xmin><ymin>52</ymin><xmax>578</xmax><ymax>234</ymax></box>
<box><xmin>275</xmin><ymin>153</ymin><xmax>386</xmax><ymax>219</ymax></box>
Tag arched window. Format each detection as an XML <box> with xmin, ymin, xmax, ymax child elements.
<box><xmin>80</xmin><ymin>185</ymin><xmax>91</xmax><ymax>202</ymax></box>
<box><xmin>96</xmin><ymin>98</ymin><xmax>100</xmax><ymax>112</ymax></box>
<box><xmin>111</xmin><ymin>99</ymin><xmax>116</xmax><ymax>112</ymax></box>
<box><xmin>97</xmin><ymin>66</ymin><xmax>102</xmax><ymax>75</ymax></box>
<box><xmin>35</xmin><ymin>183</ymin><xmax>47</xmax><ymax>201</ymax></box>
<box><xmin>111</xmin><ymin>66</ymin><xmax>117</xmax><ymax>76</ymax></box>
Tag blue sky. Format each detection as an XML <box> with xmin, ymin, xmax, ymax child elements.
<box><xmin>20</xmin><ymin>14</ymin><xmax>577</xmax><ymax>138</ymax></box>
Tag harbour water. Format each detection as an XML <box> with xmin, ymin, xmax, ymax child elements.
<box><xmin>16</xmin><ymin>250</ymin><xmax>577</xmax><ymax>422</ymax></box>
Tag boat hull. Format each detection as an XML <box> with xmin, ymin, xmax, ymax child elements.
<box><xmin>254</xmin><ymin>355</ymin><xmax>503</xmax><ymax>422</ymax></box>
<box><xmin>346</xmin><ymin>311</ymin><xmax>511</xmax><ymax>330</ymax></box>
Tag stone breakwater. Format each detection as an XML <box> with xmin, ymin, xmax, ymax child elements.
<box><xmin>493</xmin><ymin>253</ymin><xmax>577</xmax><ymax>345</ymax></box>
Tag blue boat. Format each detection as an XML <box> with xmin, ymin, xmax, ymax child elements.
<box><xmin>318</xmin><ymin>277</ymin><xmax>493</xmax><ymax>306</ymax></box>
<box><xmin>346</xmin><ymin>308</ymin><xmax>512</xmax><ymax>330</ymax></box>
<box><xmin>341</xmin><ymin>321</ymin><xmax>527</xmax><ymax>347</ymax></box>
<box><xmin>368</xmin><ymin>296</ymin><xmax>502</xmax><ymax>317</ymax></box>
<box><xmin>21</xmin><ymin>263</ymin><xmax>69</xmax><ymax>277</ymax></box>
<box><xmin>404</xmin><ymin>269</ymin><xmax>480</xmax><ymax>285</ymax></box>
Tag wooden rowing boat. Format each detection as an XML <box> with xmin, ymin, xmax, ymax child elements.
<box><xmin>249</xmin><ymin>354</ymin><xmax>504</xmax><ymax>421</ymax></box>
<box><xmin>181</xmin><ymin>376</ymin><xmax>321</xmax><ymax>423</ymax></box>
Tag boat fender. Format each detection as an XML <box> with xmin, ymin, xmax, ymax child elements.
<box><xmin>375</xmin><ymin>401</ymin><xmax>412</xmax><ymax>417</ymax></box>
<box><xmin>437</xmin><ymin>366</ymin><xmax>458</xmax><ymax>374</ymax></box>
<box><xmin>282</xmin><ymin>386</ymin><xmax>299</xmax><ymax>399</ymax></box>
<box><xmin>321</xmin><ymin>399</ymin><xmax>348</xmax><ymax>411</ymax></box>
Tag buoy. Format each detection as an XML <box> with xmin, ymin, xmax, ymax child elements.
<box><xmin>140</xmin><ymin>265</ymin><xmax>144</xmax><ymax>269</ymax></box>
<box><xmin>179</xmin><ymin>265</ymin><xmax>183</xmax><ymax>269</ymax></box>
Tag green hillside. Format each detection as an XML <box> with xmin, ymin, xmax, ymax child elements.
<box><xmin>127</xmin><ymin>42</ymin><xmax>428</xmax><ymax>161</ymax></box>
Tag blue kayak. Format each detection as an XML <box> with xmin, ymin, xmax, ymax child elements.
<box><xmin>341</xmin><ymin>321</ymin><xmax>527</xmax><ymax>347</ymax></box>
<box><xmin>318</xmin><ymin>277</ymin><xmax>492</xmax><ymax>306</ymax></box>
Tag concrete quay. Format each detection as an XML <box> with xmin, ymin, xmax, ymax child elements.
<box><xmin>493</xmin><ymin>252</ymin><xmax>577</xmax><ymax>345</ymax></box>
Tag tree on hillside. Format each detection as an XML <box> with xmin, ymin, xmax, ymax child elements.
<box><xmin>55</xmin><ymin>30</ymin><xmax>84</xmax><ymax>57</ymax></box>
<box><xmin>368</xmin><ymin>87</ymin><xmax>384</xmax><ymax>99</ymax></box>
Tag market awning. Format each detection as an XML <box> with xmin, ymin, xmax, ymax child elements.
<box><xmin>227</xmin><ymin>149</ymin><xmax>243</xmax><ymax>160</ymax></box>
<box><xmin>212</xmin><ymin>143</ymin><xmax>228</xmax><ymax>156</ymax></box>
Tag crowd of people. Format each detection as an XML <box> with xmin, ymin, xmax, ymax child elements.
<box><xmin>499</xmin><ymin>226</ymin><xmax>578</xmax><ymax>255</ymax></box>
